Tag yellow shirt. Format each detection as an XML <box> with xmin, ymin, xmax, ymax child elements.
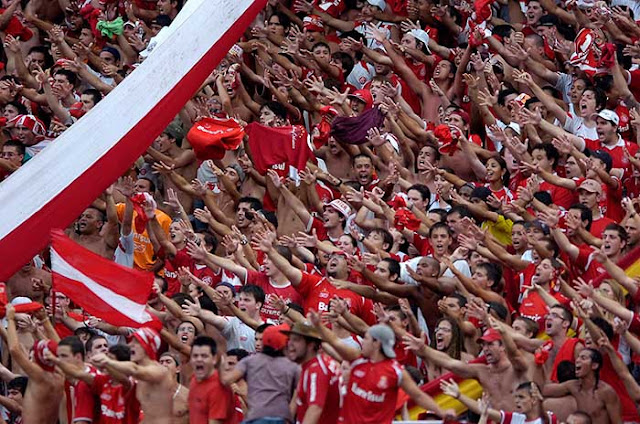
<box><xmin>116</xmin><ymin>203</ymin><xmax>171</xmax><ymax>271</ymax></box>
<box><xmin>481</xmin><ymin>214</ymin><xmax>513</xmax><ymax>246</ymax></box>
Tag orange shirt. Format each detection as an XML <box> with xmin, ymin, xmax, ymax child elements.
<box><xmin>116</xmin><ymin>203</ymin><xmax>171</xmax><ymax>271</ymax></box>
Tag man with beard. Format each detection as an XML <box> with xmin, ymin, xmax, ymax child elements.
<box><xmin>188</xmin><ymin>336</ymin><xmax>235</xmax><ymax>424</ymax></box>
<box><xmin>282</xmin><ymin>322</ymin><xmax>340</xmax><ymax>424</ymax></box>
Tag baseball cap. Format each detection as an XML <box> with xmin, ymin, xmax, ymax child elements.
<box><xmin>280</xmin><ymin>321</ymin><xmax>323</xmax><ymax>341</ymax></box>
<box><xmin>409</xmin><ymin>29</ymin><xmax>431</xmax><ymax>53</ymax></box>
<box><xmin>369</xmin><ymin>324</ymin><xmax>396</xmax><ymax>358</ymax></box>
<box><xmin>325</xmin><ymin>199</ymin><xmax>351</xmax><ymax>219</ymax></box>
<box><xmin>366</xmin><ymin>0</ymin><xmax>387</xmax><ymax>10</ymax></box>
<box><xmin>347</xmin><ymin>89</ymin><xmax>373</xmax><ymax>109</ymax></box>
<box><xmin>477</xmin><ymin>328</ymin><xmax>502</xmax><ymax>344</ymax></box>
<box><xmin>163</xmin><ymin>121</ymin><xmax>184</xmax><ymax>142</ymax></box>
<box><xmin>303</xmin><ymin>15</ymin><xmax>324</xmax><ymax>32</ymax></box>
<box><xmin>262</xmin><ymin>324</ymin><xmax>289</xmax><ymax>351</ymax></box>
<box><xmin>537</xmin><ymin>14</ymin><xmax>558</xmax><ymax>27</ymax></box>
<box><xmin>578</xmin><ymin>178</ymin><xmax>602</xmax><ymax>194</ymax></box>
<box><xmin>592</xmin><ymin>109</ymin><xmax>619</xmax><ymax>126</ymax></box>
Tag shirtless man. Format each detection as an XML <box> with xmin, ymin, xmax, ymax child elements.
<box><xmin>6</xmin><ymin>304</ymin><xmax>64</xmax><ymax>424</ymax></box>
<box><xmin>405</xmin><ymin>327</ymin><xmax>529</xmax><ymax>411</ymax></box>
<box><xmin>93</xmin><ymin>328</ymin><xmax>174</xmax><ymax>424</ymax></box>
<box><xmin>146</xmin><ymin>124</ymin><xmax>197</xmax><ymax>213</ymax></box>
<box><xmin>6</xmin><ymin>260</ymin><xmax>51</xmax><ymax>302</ymax></box>
<box><xmin>67</xmin><ymin>202</ymin><xmax>118</xmax><ymax>259</ymax></box>
<box><xmin>315</xmin><ymin>137</ymin><xmax>355</xmax><ymax>182</ymax></box>
<box><xmin>540</xmin><ymin>348</ymin><xmax>621</xmax><ymax>424</ymax></box>
<box><xmin>159</xmin><ymin>352</ymin><xmax>189</xmax><ymax>424</ymax></box>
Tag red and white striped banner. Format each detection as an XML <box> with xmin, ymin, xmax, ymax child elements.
<box><xmin>0</xmin><ymin>0</ymin><xmax>266</xmax><ymax>281</ymax></box>
<box><xmin>50</xmin><ymin>230</ymin><xmax>161</xmax><ymax>329</ymax></box>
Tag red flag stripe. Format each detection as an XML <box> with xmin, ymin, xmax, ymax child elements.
<box><xmin>50</xmin><ymin>230</ymin><xmax>152</xmax><ymax>303</ymax></box>
<box><xmin>0</xmin><ymin>0</ymin><xmax>266</xmax><ymax>282</ymax></box>
<box><xmin>51</xmin><ymin>249</ymin><xmax>153</xmax><ymax>324</ymax></box>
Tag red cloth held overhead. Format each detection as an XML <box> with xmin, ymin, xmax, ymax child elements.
<box><xmin>246</xmin><ymin>123</ymin><xmax>314</xmax><ymax>176</ymax></box>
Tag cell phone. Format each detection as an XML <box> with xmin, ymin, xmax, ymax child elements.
<box><xmin>245</xmin><ymin>211</ymin><xmax>254</xmax><ymax>221</ymax></box>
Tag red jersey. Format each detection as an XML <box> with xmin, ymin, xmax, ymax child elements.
<box><xmin>590</xmin><ymin>216</ymin><xmax>615</xmax><ymax>239</ymax></box>
<box><xmin>339</xmin><ymin>358</ymin><xmax>403</xmax><ymax>424</ymax></box>
<box><xmin>163</xmin><ymin>247</ymin><xmax>194</xmax><ymax>297</ymax></box>
<box><xmin>245</xmin><ymin>270</ymin><xmax>303</xmax><ymax>322</ymax></box>
<box><xmin>295</xmin><ymin>354</ymin><xmax>341</xmax><ymax>424</ymax></box>
<box><xmin>91</xmin><ymin>374</ymin><xmax>140</xmax><ymax>424</ymax></box>
<box><xmin>565</xmin><ymin>244</ymin><xmax>606</xmax><ymax>286</ymax></box>
<box><xmin>192</xmin><ymin>263</ymin><xmax>222</xmax><ymax>287</ymax></box>
<box><xmin>519</xmin><ymin>290</ymin><xmax>569</xmax><ymax>331</ymax></box>
<box><xmin>296</xmin><ymin>272</ymin><xmax>376</xmax><ymax>325</ymax></box>
<box><xmin>65</xmin><ymin>365</ymin><xmax>98</xmax><ymax>423</ymax></box>
<box><xmin>585</xmin><ymin>136</ymin><xmax>639</xmax><ymax>180</ymax></box>
<box><xmin>189</xmin><ymin>371</ymin><xmax>236</xmax><ymax>424</ymax></box>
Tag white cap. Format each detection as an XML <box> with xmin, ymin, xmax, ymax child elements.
<box><xmin>593</xmin><ymin>109</ymin><xmax>620</xmax><ymax>126</ymax></box>
<box><xmin>409</xmin><ymin>29</ymin><xmax>431</xmax><ymax>53</ymax></box>
<box><xmin>366</xmin><ymin>0</ymin><xmax>387</xmax><ymax>10</ymax></box>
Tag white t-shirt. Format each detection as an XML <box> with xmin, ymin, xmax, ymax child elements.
<box><xmin>114</xmin><ymin>231</ymin><xmax>134</xmax><ymax>268</ymax></box>
<box><xmin>223</xmin><ymin>316</ymin><xmax>257</xmax><ymax>352</ymax></box>
<box><xmin>563</xmin><ymin>113</ymin><xmax>598</xmax><ymax>140</ymax></box>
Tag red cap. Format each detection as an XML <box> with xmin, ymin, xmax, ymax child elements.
<box><xmin>478</xmin><ymin>328</ymin><xmax>502</xmax><ymax>344</ymax></box>
<box><xmin>263</xmin><ymin>324</ymin><xmax>289</xmax><ymax>351</ymax></box>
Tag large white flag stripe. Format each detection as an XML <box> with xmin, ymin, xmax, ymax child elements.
<box><xmin>0</xmin><ymin>0</ymin><xmax>266</xmax><ymax>281</ymax></box>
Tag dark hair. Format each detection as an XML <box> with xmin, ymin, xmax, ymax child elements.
<box><xmin>404</xmin><ymin>365</ymin><xmax>424</xmax><ymax>385</ymax></box>
<box><xmin>408</xmin><ymin>184</ymin><xmax>431</xmax><ymax>204</ymax></box>
<box><xmin>493</xmin><ymin>25</ymin><xmax>514</xmax><ymax>40</ymax></box>
<box><xmin>238</xmin><ymin>285</ymin><xmax>265</xmax><ymax>305</ymax></box>
<box><xmin>138</xmin><ymin>177</ymin><xmax>156</xmax><ymax>193</ymax></box>
<box><xmin>153</xmin><ymin>14</ymin><xmax>173</xmax><ymax>27</ymax></box>
<box><xmin>109</xmin><ymin>344</ymin><xmax>131</xmax><ymax>362</ymax></box>
<box><xmin>486</xmin><ymin>155</ymin><xmax>510</xmax><ymax>187</ymax></box>
<box><xmin>4</xmin><ymin>101</ymin><xmax>27</xmax><ymax>115</ymax></box>
<box><xmin>498</xmin><ymin>88</ymin><xmax>518</xmax><ymax>106</ymax></box>
<box><xmin>352</xmin><ymin>153</ymin><xmax>372</xmax><ymax>166</ymax></box>
<box><xmin>333</xmin><ymin>51</ymin><xmax>355</xmax><ymax>75</ymax></box>
<box><xmin>591</xmin><ymin>316</ymin><xmax>614</xmax><ymax>340</ymax></box>
<box><xmin>238</xmin><ymin>196</ymin><xmax>262</xmax><ymax>211</ymax></box>
<box><xmin>569</xmin><ymin>203</ymin><xmax>593</xmax><ymax>231</ymax></box>
<box><xmin>531</xmin><ymin>143</ymin><xmax>559</xmax><ymax>169</ymax></box>
<box><xmin>260</xmin><ymin>210</ymin><xmax>278</xmax><ymax>229</ymax></box>
<box><xmin>587</xmin><ymin>149</ymin><xmax>613</xmax><ymax>172</ymax></box>
<box><xmin>550</xmin><ymin>304</ymin><xmax>573</xmax><ymax>323</ymax></box>
<box><xmin>3</xmin><ymin>140</ymin><xmax>25</xmax><ymax>156</ymax></box>
<box><xmin>192</xmin><ymin>336</ymin><xmax>218</xmax><ymax>356</ymax></box>
<box><xmin>602</xmin><ymin>229</ymin><xmax>627</xmax><ymax>254</ymax></box>
<box><xmin>227</xmin><ymin>348</ymin><xmax>249</xmax><ymax>361</ymax></box>
<box><xmin>28</xmin><ymin>45</ymin><xmax>53</xmax><ymax>69</ymax></box>
<box><xmin>488</xmin><ymin>301</ymin><xmax>508</xmax><ymax>321</ymax></box>
<box><xmin>288</xmin><ymin>303</ymin><xmax>304</xmax><ymax>315</ymax></box>
<box><xmin>268</xmin><ymin>12</ymin><xmax>290</xmax><ymax>30</ymax></box>
<box><xmin>514</xmin><ymin>316</ymin><xmax>539</xmax><ymax>338</ymax></box>
<box><xmin>556</xmin><ymin>360</ymin><xmax>576</xmax><ymax>382</ymax></box>
<box><xmin>478</xmin><ymin>262</ymin><xmax>502</xmax><ymax>288</ymax></box>
<box><xmin>447</xmin><ymin>205</ymin><xmax>472</xmax><ymax>220</ymax></box>
<box><xmin>431</xmin><ymin>317</ymin><xmax>465</xmax><ymax>360</ymax></box>
<box><xmin>449</xmin><ymin>293</ymin><xmax>467</xmax><ymax>308</ymax></box>
<box><xmin>584</xmin><ymin>348</ymin><xmax>603</xmax><ymax>387</ymax></box>
<box><xmin>54</xmin><ymin>69</ymin><xmax>77</xmax><ymax>86</ymax></box>
<box><xmin>201</xmin><ymin>231</ymin><xmax>218</xmax><ymax>253</ymax></box>
<box><xmin>583</xmin><ymin>87</ymin><xmax>607</xmax><ymax>111</ymax></box>
<box><xmin>86</xmin><ymin>335</ymin><xmax>107</xmax><ymax>353</ymax></box>
<box><xmin>256</xmin><ymin>323</ymin><xmax>272</xmax><ymax>334</ymax></box>
<box><xmin>533</xmin><ymin>190</ymin><xmax>553</xmax><ymax>206</ymax></box>
<box><xmin>429</xmin><ymin>221</ymin><xmax>452</xmax><ymax>238</ymax></box>
<box><xmin>82</xmin><ymin>88</ymin><xmax>103</xmax><ymax>105</ymax></box>
<box><xmin>381</xmin><ymin>258</ymin><xmax>400</xmax><ymax>280</ymax></box>
<box><xmin>370</xmin><ymin>228</ymin><xmax>393</xmax><ymax>251</ymax></box>
<box><xmin>7</xmin><ymin>376</ymin><xmax>28</xmax><ymax>395</ymax></box>
<box><xmin>59</xmin><ymin>336</ymin><xmax>85</xmax><ymax>359</ymax></box>
<box><xmin>260</xmin><ymin>101</ymin><xmax>288</xmax><ymax>121</ymax></box>
<box><xmin>311</xmin><ymin>41</ymin><xmax>331</xmax><ymax>52</ymax></box>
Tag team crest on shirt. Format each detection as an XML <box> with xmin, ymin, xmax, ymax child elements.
<box><xmin>377</xmin><ymin>376</ymin><xmax>389</xmax><ymax>389</ymax></box>
<box><xmin>319</xmin><ymin>291</ymin><xmax>330</xmax><ymax>298</ymax></box>
<box><xmin>353</xmin><ymin>370</ymin><xmax>366</xmax><ymax>377</ymax></box>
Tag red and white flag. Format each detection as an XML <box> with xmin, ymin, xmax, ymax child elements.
<box><xmin>0</xmin><ymin>0</ymin><xmax>266</xmax><ymax>282</ymax></box>
<box><xmin>50</xmin><ymin>230</ymin><xmax>161</xmax><ymax>330</ymax></box>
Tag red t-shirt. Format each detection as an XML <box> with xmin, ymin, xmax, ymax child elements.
<box><xmin>192</xmin><ymin>263</ymin><xmax>222</xmax><ymax>287</ymax></box>
<box><xmin>65</xmin><ymin>366</ymin><xmax>98</xmax><ymax>423</ymax></box>
<box><xmin>585</xmin><ymin>137</ymin><xmax>639</xmax><ymax>181</ymax></box>
<box><xmin>590</xmin><ymin>216</ymin><xmax>615</xmax><ymax>239</ymax></box>
<box><xmin>245</xmin><ymin>270</ymin><xmax>303</xmax><ymax>322</ymax></box>
<box><xmin>162</xmin><ymin>247</ymin><xmax>195</xmax><ymax>297</ymax></box>
<box><xmin>296</xmin><ymin>272</ymin><xmax>376</xmax><ymax>325</ymax></box>
<box><xmin>296</xmin><ymin>354</ymin><xmax>341</xmax><ymax>424</ymax></box>
<box><xmin>519</xmin><ymin>290</ymin><xmax>569</xmax><ymax>331</ymax></box>
<box><xmin>566</xmin><ymin>244</ymin><xmax>606</xmax><ymax>286</ymax></box>
<box><xmin>340</xmin><ymin>357</ymin><xmax>403</xmax><ymax>424</ymax></box>
<box><xmin>91</xmin><ymin>374</ymin><xmax>140</xmax><ymax>424</ymax></box>
<box><xmin>56</xmin><ymin>311</ymin><xmax>86</xmax><ymax>338</ymax></box>
<box><xmin>189</xmin><ymin>371</ymin><xmax>236</xmax><ymax>424</ymax></box>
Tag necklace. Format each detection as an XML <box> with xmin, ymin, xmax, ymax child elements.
<box><xmin>173</xmin><ymin>385</ymin><xmax>181</xmax><ymax>399</ymax></box>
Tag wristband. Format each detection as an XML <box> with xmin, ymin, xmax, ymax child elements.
<box><xmin>284</xmin><ymin>306</ymin><xmax>291</xmax><ymax>315</ymax></box>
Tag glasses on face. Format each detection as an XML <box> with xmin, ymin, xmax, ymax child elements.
<box><xmin>546</xmin><ymin>312</ymin><xmax>563</xmax><ymax>320</ymax></box>
<box><xmin>435</xmin><ymin>326</ymin><xmax>452</xmax><ymax>333</ymax></box>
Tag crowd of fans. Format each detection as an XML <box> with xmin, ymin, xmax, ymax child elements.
<box><xmin>5</xmin><ymin>0</ymin><xmax>640</xmax><ymax>422</ymax></box>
